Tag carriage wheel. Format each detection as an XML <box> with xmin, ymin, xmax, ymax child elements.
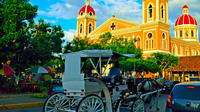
<box><xmin>77</xmin><ymin>94</ymin><xmax>105</xmax><ymax>112</ymax></box>
<box><xmin>131</xmin><ymin>98</ymin><xmax>145</xmax><ymax>112</ymax></box>
<box><xmin>43</xmin><ymin>93</ymin><xmax>78</xmax><ymax>112</ymax></box>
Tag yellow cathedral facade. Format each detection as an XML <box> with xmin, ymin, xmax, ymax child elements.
<box><xmin>77</xmin><ymin>0</ymin><xmax>200</xmax><ymax>58</ymax></box>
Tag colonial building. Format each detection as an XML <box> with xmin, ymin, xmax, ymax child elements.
<box><xmin>77</xmin><ymin>0</ymin><xmax>200</xmax><ymax>57</ymax></box>
<box><xmin>170</xmin><ymin>56</ymin><xmax>200</xmax><ymax>82</ymax></box>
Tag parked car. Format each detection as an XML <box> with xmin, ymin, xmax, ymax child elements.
<box><xmin>164</xmin><ymin>81</ymin><xmax>179</xmax><ymax>93</ymax></box>
<box><xmin>48</xmin><ymin>79</ymin><xmax>64</xmax><ymax>95</ymax></box>
<box><xmin>166</xmin><ymin>82</ymin><xmax>200</xmax><ymax>112</ymax></box>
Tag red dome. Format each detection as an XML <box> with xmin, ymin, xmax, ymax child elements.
<box><xmin>175</xmin><ymin>14</ymin><xmax>198</xmax><ymax>26</ymax></box>
<box><xmin>79</xmin><ymin>5</ymin><xmax>95</xmax><ymax>15</ymax></box>
<box><xmin>183</xmin><ymin>5</ymin><xmax>188</xmax><ymax>9</ymax></box>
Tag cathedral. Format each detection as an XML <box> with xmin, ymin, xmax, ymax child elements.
<box><xmin>76</xmin><ymin>0</ymin><xmax>200</xmax><ymax>58</ymax></box>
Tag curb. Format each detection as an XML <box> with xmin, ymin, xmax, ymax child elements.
<box><xmin>0</xmin><ymin>102</ymin><xmax>44</xmax><ymax>110</ymax></box>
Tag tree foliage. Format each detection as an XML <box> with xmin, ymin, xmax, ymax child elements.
<box><xmin>151</xmin><ymin>53</ymin><xmax>179</xmax><ymax>77</ymax></box>
<box><xmin>0</xmin><ymin>0</ymin><xmax>64</xmax><ymax>73</ymax></box>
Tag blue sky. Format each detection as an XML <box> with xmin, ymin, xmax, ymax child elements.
<box><xmin>30</xmin><ymin>0</ymin><xmax>200</xmax><ymax>42</ymax></box>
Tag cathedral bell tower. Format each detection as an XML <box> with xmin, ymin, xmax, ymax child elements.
<box><xmin>141</xmin><ymin>0</ymin><xmax>170</xmax><ymax>56</ymax></box>
<box><xmin>77</xmin><ymin>0</ymin><xmax>97</xmax><ymax>38</ymax></box>
<box><xmin>143</xmin><ymin>0</ymin><xmax>168</xmax><ymax>24</ymax></box>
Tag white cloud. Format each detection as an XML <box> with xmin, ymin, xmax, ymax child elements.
<box><xmin>44</xmin><ymin>19</ymin><xmax>57</xmax><ymax>24</ymax></box>
<box><xmin>63</xmin><ymin>29</ymin><xmax>76</xmax><ymax>42</ymax></box>
<box><xmin>37</xmin><ymin>0</ymin><xmax>142</xmax><ymax>24</ymax></box>
<box><xmin>38</xmin><ymin>0</ymin><xmax>200</xmax><ymax>30</ymax></box>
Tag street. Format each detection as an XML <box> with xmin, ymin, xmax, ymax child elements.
<box><xmin>0</xmin><ymin>94</ymin><xmax>168</xmax><ymax>112</ymax></box>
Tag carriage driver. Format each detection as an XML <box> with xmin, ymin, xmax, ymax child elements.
<box><xmin>108</xmin><ymin>60</ymin><xmax>122</xmax><ymax>84</ymax></box>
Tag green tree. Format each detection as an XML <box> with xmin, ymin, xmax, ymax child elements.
<box><xmin>28</xmin><ymin>19</ymin><xmax>64</xmax><ymax>66</ymax></box>
<box><xmin>0</xmin><ymin>0</ymin><xmax>64</xmax><ymax>74</ymax></box>
<box><xmin>63</xmin><ymin>32</ymin><xmax>143</xmax><ymax>75</ymax></box>
<box><xmin>152</xmin><ymin>53</ymin><xmax>179</xmax><ymax>77</ymax></box>
<box><xmin>0</xmin><ymin>0</ymin><xmax>37</xmax><ymax>72</ymax></box>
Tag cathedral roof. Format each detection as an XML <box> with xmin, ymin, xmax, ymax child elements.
<box><xmin>183</xmin><ymin>5</ymin><xmax>188</xmax><ymax>9</ymax></box>
<box><xmin>175</xmin><ymin>5</ymin><xmax>197</xmax><ymax>26</ymax></box>
<box><xmin>175</xmin><ymin>14</ymin><xmax>198</xmax><ymax>26</ymax></box>
<box><xmin>170</xmin><ymin>56</ymin><xmax>200</xmax><ymax>72</ymax></box>
<box><xmin>79</xmin><ymin>5</ymin><xmax>95</xmax><ymax>15</ymax></box>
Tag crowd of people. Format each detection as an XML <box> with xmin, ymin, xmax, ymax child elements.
<box><xmin>0</xmin><ymin>74</ymin><xmax>44</xmax><ymax>94</ymax></box>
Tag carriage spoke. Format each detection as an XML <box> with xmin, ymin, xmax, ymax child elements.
<box><xmin>77</xmin><ymin>95</ymin><xmax>104</xmax><ymax>112</ymax></box>
<box><xmin>44</xmin><ymin>93</ymin><xmax>78</xmax><ymax>112</ymax></box>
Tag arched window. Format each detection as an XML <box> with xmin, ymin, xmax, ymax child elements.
<box><xmin>172</xmin><ymin>44</ymin><xmax>178</xmax><ymax>56</ymax></box>
<box><xmin>89</xmin><ymin>12</ymin><xmax>93</xmax><ymax>16</ymax></box>
<box><xmin>161</xmin><ymin>5</ymin><xmax>164</xmax><ymax>19</ymax></box>
<box><xmin>89</xmin><ymin>24</ymin><xmax>92</xmax><ymax>33</ymax></box>
<box><xmin>185</xmin><ymin>47</ymin><xmax>190</xmax><ymax>56</ymax></box>
<box><xmin>196</xmin><ymin>50</ymin><xmax>199</xmax><ymax>56</ymax></box>
<box><xmin>192</xmin><ymin>49</ymin><xmax>195</xmax><ymax>56</ymax></box>
<box><xmin>137</xmin><ymin>37</ymin><xmax>141</xmax><ymax>48</ymax></box>
<box><xmin>185</xmin><ymin>30</ymin><xmax>188</xmax><ymax>37</ymax></box>
<box><xmin>162</xmin><ymin>33</ymin><xmax>167</xmax><ymax>49</ymax></box>
<box><xmin>180</xmin><ymin>30</ymin><xmax>182</xmax><ymax>37</ymax></box>
<box><xmin>80</xmin><ymin>12</ymin><xmax>83</xmax><ymax>16</ymax></box>
<box><xmin>146</xmin><ymin>33</ymin><xmax>153</xmax><ymax>49</ymax></box>
<box><xmin>191</xmin><ymin>30</ymin><xmax>194</xmax><ymax>37</ymax></box>
<box><xmin>180</xmin><ymin>46</ymin><xmax>183</xmax><ymax>55</ymax></box>
<box><xmin>80</xmin><ymin>24</ymin><xmax>83</xmax><ymax>34</ymax></box>
<box><xmin>148</xmin><ymin>4</ymin><xmax>153</xmax><ymax>18</ymax></box>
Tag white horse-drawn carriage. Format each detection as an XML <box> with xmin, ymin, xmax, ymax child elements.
<box><xmin>43</xmin><ymin>50</ymin><xmax>164</xmax><ymax>112</ymax></box>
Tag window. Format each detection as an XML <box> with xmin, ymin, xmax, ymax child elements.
<box><xmin>180</xmin><ymin>46</ymin><xmax>183</xmax><ymax>55</ymax></box>
<box><xmin>146</xmin><ymin>40</ymin><xmax>148</xmax><ymax>49</ymax></box>
<box><xmin>185</xmin><ymin>47</ymin><xmax>190</xmax><ymax>56</ymax></box>
<box><xmin>137</xmin><ymin>37</ymin><xmax>141</xmax><ymax>48</ymax></box>
<box><xmin>172</xmin><ymin>44</ymin><xmax>178</xmax><ymax>55</ymax></box>
<box><xmin>148</xmin><ymin>4</ymin><xmax>153</xmax><ymax>18</ymax></box>
<box><xmin>191</xmin><ymin>30</ymin><xmax>194</xmax><ymax>37</ymax></box>
<box><xmin>89</xmin><ymin>24</ymin><xmax>92</xmax><ymax>33</ymax></box>
<box><xmin>89</xmin><ymin>12</ymin><xmax>93</xmax><ymax>16</ymax></box>
<box><xmin>180</xmin><ymin>30</ymin><xmax>182</xmax><ymax>37</ymax></box>
<box><xmin>80</xmin><ymin>24</ymin><xmax>83</xmax><ymax>34</ymax></box>
<box><xmin>185</xmin><ymin>31</ymin><xmax>188</xmax><ymax>37</ymax></box>
<box><xmin>162</xmin><ymin>33</ymin><xmax>167</xmax><ymax>49</ymax></box>
<box><xmin>161</xmin><ymin>5</ymin><xmax>164</xmax><ymax>19</ymax></box>
<box><xmin>151</xmin><ymin>40</ymin><xmax>154</xmax><ymax>48</ymax></box>
<box><xmin>148</xmin><ymin>33</ymin><xmax>153</xmax><ymax>39</ymax></box>
<box><xmin>146</xmin><ymin>33</ymin><xmax>153</xmax><ymax>49</ymax></box>
<box><xmin>80</xmin><ymin>12</ymin><xmax>83</xmax><ymax>16</ymax></box>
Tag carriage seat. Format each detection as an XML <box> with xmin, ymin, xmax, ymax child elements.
<box><xmin>85</xmin><ymin>79</ymin><xmax>102</xmax><ymax>95</ymax></box>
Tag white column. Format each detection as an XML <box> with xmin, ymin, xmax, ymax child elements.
<box><xmin>166</xmin><ymin>1</ymin><xmax>169</xmax><ymax>23</ymax></box>
<box><xmin>197</xmin><ymin>29</ymin><xmax>199</xmax><ymax>41</ymax></box>
<box><xmin>143</xmin><ymin>1</ymin><xmax>145</xmax><ymax>23</ymax></box>
<box><xmin>156</xmin><ymin>0</ymin><xmax>159</xmax><ymax>21</ymax></box>
<box><xmin>84</xmin><ymin>19</ymin><xmax>87</xmax><ymax>37</ymax></box>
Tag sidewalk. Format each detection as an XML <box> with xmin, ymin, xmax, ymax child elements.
<box><xmin>0</xmin><ymin>93</ymin><xmax>46</xmax><ymax>110</ymax></box>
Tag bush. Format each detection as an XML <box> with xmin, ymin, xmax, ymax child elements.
<box><xmin>32</xmin><ymin>93</ymin><xmax>47</xmax><ymax>98</ymax></box>
<box><xmin>39</xmin><ymin>86</ymin><xmax>48</xmax><ymax>92</ymax></box>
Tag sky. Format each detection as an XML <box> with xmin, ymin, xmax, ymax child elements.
<box><xmin>29</xmin><ymin>0</ymin><xmax>200</xmax><ymax>42</ymax></box>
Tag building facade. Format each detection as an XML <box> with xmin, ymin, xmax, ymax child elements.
<box><xmin>77</xmin><ymin>0</ymin><xmax>200</xmax><ymax>57</ymax></box>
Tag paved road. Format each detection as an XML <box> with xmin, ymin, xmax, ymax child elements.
<box><xmin>0</xmin><ymin>93</ymin><xmax>46</xmax><ymax>105</ymax></box>
<box><xmin>0</xmin><ymin>107</ymin><xmax>43</xmax><ymax>112</ymax></box>
<box><xmin>0</xmin><ymin>94</ymin><xmax>168</xmax><ymax>112</ymax></box>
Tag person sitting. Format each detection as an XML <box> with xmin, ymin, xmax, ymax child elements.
<box><xmin>108</xmin><ymin>60</ymin><xmax>122</xmax><ymax>84</ymax></box>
